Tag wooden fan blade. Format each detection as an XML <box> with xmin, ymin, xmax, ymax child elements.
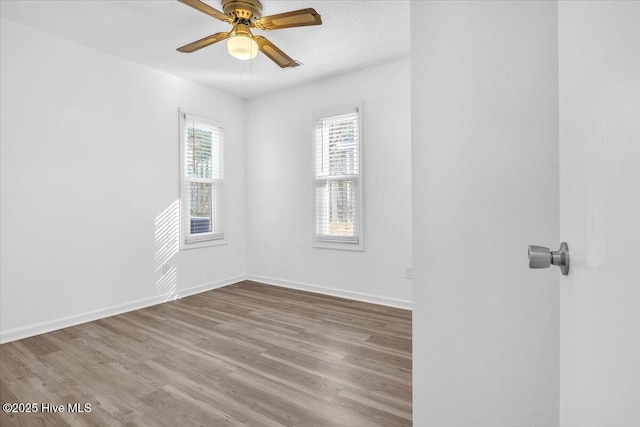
<box><xmin>177</xmin><ymin>0</ymin><xmax>231</xmax><ymax>23</ymax></box>
<box><xmin>254</xmin><ymin>8</ymin><xmax>322</xmax><ymax>31</ymax></box>
<box><xmin>253</xmin><ymin>36</ymin><xmax>300</xmax><ymax>68</ymax></box>
<box><xmin>177</xmin><ymin>32</ymin><xmax>230</xmax><ymax>53</ymax></box>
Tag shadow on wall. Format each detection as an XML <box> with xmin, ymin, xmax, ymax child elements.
<box><xmin>154</xmin><ymin>200</ymin><xmax>180</xmax><ymax>301</ymax></box>
<box><xmin>156</xmin><ymin>265</ymin><xmax>178</xmax><ymax>302</ymax></box>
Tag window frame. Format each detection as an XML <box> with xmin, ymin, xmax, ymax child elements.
<box><xmin>179</xmin><ymin>109</ymin><xmax>227</xmax><ymax>250</ymax></box>
<box><xmin>312</xmin><ymin>103</ymin><xmax>364</xmax><ymax>252</ymax></box>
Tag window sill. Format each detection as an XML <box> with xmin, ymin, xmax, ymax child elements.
<box><xmin>313</xmin><ymin>240</ymin><xmax>363</xmax><ymax>252</ymax></box>
<box><xmin>180</xmin><ymin>237</ymin><xmax>227</xmax><ymax>250</ymax></box>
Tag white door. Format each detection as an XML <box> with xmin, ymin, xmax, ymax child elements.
<box><xmin>558</xmin><ymin>1</ymin><xmax>640</xmax><ymax>425</ymax></box>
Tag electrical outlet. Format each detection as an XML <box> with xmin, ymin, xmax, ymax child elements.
<box><xmin>405</xmin><ymin>266</ymin><xmax>412</xmax><ymax>280</ymax></box>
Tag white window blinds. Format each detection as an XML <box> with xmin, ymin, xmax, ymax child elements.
<box><xmin>181</xmin><ymin>113</ymin><xmax>224</xmax><ymax>245</ymax></box>
<box><xmin>314</xmin><ymin>106</ymin><xmax>362</xmax><ymax>248</ymax></box>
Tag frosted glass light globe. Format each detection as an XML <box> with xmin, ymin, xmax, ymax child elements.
<box><xmin>227</xmin><ymin>35</ymin><xmax>258</xmax><ymax>60</ymax></box>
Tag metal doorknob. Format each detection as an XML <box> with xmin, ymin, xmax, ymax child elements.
<box><xmin>528</xmin><ymin>242</ymin><xmax>570</xmax><ymax>276</ymax></box>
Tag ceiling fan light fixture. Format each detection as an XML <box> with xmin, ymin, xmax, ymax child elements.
<box><xmin>176</xmin><ymin>0</ymin><xmax>322</xmax><ymax>68</ymax></box>
<box><xmin>227</xmin><ymin>34</ymin><xmax>258</xmax><ymax>60</ymax></box>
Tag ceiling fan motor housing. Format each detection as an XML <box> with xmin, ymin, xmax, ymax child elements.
<box><xmin>222</xmin><ymin>0</ymin><xmax>263</xmax><ymax>22</ymax></box>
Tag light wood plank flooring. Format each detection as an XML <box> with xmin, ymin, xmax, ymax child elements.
<box><xmin>0</xmin><ymin>281</ymin><xmax>412</xmax><ymax>426</ymax></box>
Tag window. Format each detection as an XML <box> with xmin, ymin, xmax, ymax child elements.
<box><xmin>179</xmin><ymin>111</ymin><xmax>225</xmax><ymax>249</ymax></box>
<box><xmin>313</xmin><ymin>104</ymin><xmax>363</xmax><ymax>250</ymax></box>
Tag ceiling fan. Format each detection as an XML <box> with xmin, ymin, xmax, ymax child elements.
<box><xmin>176</xmin><ymin>0</ymin><xmax>322</xmax><ymax>68</ymax></box>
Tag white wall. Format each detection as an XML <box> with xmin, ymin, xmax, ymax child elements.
<box><xmin>0</xmin><ymin>18</ymin><xmax>247</xmax><ymax>343</ymax></box>
<box><xmin>245</xmin><ymin>58</ymin><xmax>412</xmax><ymax>308</ymax></box>
<box><xmin>559</xmin><ymin>2</ymin><xmax>640</xmax><ymax>425</ymax></box>
<box><xmin>411</xmin><ymin>1</ymin><xmax>559</xmax><ymax>426</ymax></box>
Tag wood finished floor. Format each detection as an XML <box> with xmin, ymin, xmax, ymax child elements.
<box><xmin>0</xmin><ymin>281</ymin><xmax>412</xmax><ymax>426</ymax></box>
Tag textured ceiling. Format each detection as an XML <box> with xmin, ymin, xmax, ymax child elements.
<box><xmin>0</xmin><ymin>0</ymin><xmax>410</xmax><ymax>99</ymax></box>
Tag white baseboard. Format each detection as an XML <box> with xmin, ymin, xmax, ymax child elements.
<box><xmin>0</xmin><ymin>274</ymin><xmax>247</xmax><ymax>344</ymax></box>
<box><xmin>247</xmin><ymin>274</ymin><xmax>412</xmax><ymax>310</ymax></box>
